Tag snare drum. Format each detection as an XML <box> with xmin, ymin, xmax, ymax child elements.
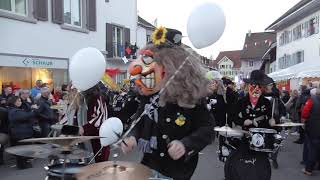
<box><xmin>249</xmin><ymin>128</ymin><xmax>278</xmax><ymax>153</ymax></box>
<box><xmin>45</xmin><ymin>163</ymin><xmax>85</xmax><ymax>180</ymax></box>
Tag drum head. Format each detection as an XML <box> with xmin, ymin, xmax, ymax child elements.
<box><xmin>224</xmin><ymin>150</ymin><xmax>271</xmax><ymax>180</ymax></box>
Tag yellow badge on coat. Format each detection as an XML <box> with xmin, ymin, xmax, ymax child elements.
<box><xmin>175</xmin><ymin>114</ymin><xmax>186</xmax><ymax>126</ymax></box>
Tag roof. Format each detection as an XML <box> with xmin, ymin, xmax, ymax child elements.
<box><xmin>211</xmin><ymin>50</ymin><xmax>242</xmax><ymax>68</ymax></box>
<box><xmin>138</xmin><ymin>16</ymin><xmax>155</xmax><ymax>30</ymax></box>
<box><xmin>265</xmin><ymin>0</ymin><xmax>313</xmax><ymax>30</ymax></box>
<box><xmin>241</xmin><ymin>32</ymin><xmax>276</xmax><ymax>60</ymax></box>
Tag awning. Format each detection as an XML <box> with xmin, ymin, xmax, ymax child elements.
<box><xmin>268</xmin><ymin>62</ymin><xmax>320</xmax><ymax>81</ymax></box>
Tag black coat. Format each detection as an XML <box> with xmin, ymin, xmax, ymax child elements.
<box><xmin>8</xmin><ymin>107</ymin><xmax>36</xmax><ymax>140</ymax></box>
<box><xmin>0</xmin><ymin>107</ymin><xmax>9</xmax><ymax>134</ymax></box>
<box><xmin>37</xmin><ymin>96</ymin><xmax>55</xmax><ymax>124</ymax></box>
<box><xmin>234</xmin><ymin>95</ymin><xmax>272</xmax><ymax>130</ymax></box>
<box><xmin>206</xmin><ymin>94</ymin><xmax>227</xmax><ymax>127</ymax></box>
<box><xmin>226</xmin><ymin>87</ymin><xmax>239</xmax><ymax>125</ymax></box>
<box><xmin>131</xmin><ymin>95</ymin><xmax>214</xmax><ymax>179</ymax></box>
<box><xmin>21</xmin><ymin>99</ymin><xmax>33</xmax><ymax>112</ymax></box>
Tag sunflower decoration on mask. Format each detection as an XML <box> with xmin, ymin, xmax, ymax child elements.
<box><xmin>152</xmin><ymin>26</ymin><xmax>168</xmax><ymax>46</ymax></box>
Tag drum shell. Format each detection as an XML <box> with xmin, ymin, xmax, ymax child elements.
<box><xmin>249</xmin><ymin>128</ymin><xmax>277</xmax><ymax>153</ymax></box>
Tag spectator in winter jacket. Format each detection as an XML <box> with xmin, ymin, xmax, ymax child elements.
<box><xmin>31</xmin><ymin>80</ymin><xmax>43</xmax><ymax>98</ymax></box>
<box><xmin>294</xmin><ymin>85</ymin><xmax>311</xmax><ymax>144</ymax></box>
<box><xmin>0</xmin><ymin>86</ymin><xmax>13</xmax><ymax>107</ymax></box>
<box><xmin>301</xmin><ymin>87</ymin><xmax>320</xmax><ymax>175</ymax></box>
<box><xmin>19</xmin><ymin>89</ymin><xmax>36</xmax><ymax>112</ymax></box>
<box><xmin>0</xmin><ymin>107</ymin><xmax>9</xmax><ymax>165</ymax></box>
<box><xmin>37</xmin><ymin>87</ymin><xmax>55</xmax><ymax>137</ymax></box>
<box><xmin>7</xmin><ymin>96</ymin><xmax>38</xmax><ymax>169</ymax></box>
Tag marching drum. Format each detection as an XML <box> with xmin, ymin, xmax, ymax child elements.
<box><xmin>224</xmin><ymin>149</ymin><xmax>271</xmax><ymax>180</ymax></box>
<box><xmin>248</xmin><ymin>128</ymin><xmax>281</xmax><ymax>153</ymax></box>
<box><xmin>45</xmin><ymin>163</ymin><xmax>86</xmax><ymax>180</ymax></box>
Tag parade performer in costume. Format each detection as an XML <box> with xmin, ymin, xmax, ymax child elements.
<box><xmin>206</xmin><ymin>70</ymin><xmax>227</xmax><ymax>127</ymax></box>
<box><xmin>121</xmin><ymin>27</ymin><xmax>214</xmax><ymax>180</ymax></box>
<box><xmin>235</xmin><ymin>70</ymin><xmax>274</xmax><ymax>130</ymax></box>
<box><xmin>225</xmin><ymin>70</ymin><xmax>274</xmax><ymax>180</ymax></box>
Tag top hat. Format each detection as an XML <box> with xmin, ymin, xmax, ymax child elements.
<box><xmin>243</xmin><ymin>70</ymin><xmax>271</xmax><ymax>85</ymax></box>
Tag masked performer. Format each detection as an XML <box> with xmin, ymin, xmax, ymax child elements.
<box><xmin>121</xmin><ymin>27</ymin><xmax>214</xmax><ymax>180</ymax></box>
<box><xmin>225</xmin><ymin>70</ymin><xmax>274</xmax><ymax>180</ymax></box>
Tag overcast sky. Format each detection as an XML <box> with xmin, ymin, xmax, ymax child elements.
<box><xmin>137</xmin><ymin>0</ymin><xmax>301</xmax><ymax>59</ymax></box>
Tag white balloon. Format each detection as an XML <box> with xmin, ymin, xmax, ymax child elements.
<box><xmin>69</xmin><ymin>47</ymin><xmax>106</xmax><ymax>91</ymax></box>
<box><xmin>99</xmin><ymin>117</ymin><xmax>123</xmax><ymax>147</ymax></box>
<box><xmin>187</xmin><ymin>3</ymin><xmax>226</xmax><ymax>49</ymax></box>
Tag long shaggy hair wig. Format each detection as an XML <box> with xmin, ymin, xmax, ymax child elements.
<box><xmin>145</xmin><ymin>44</ymin><xmax>210</xmax><ymax>108</ymax></box>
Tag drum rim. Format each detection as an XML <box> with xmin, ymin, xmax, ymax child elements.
<box><xmin>46</xmin><ymin>163</ymin><xmax>85</xmax><ymax>175</ymax></box>
<box><xmin>249</xmin><ymin>128</ymin><xmax>277</xmax><ymax>134</ymax></box>
<box><xmin>249</xmin><ymin>146</ymin><xmax>275</xmax><ymax>153</ymax></box>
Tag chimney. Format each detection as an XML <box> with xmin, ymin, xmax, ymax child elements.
<box><xmin>248</xmin><ymin>30</ymin><xmax>251</xmax><ymax>37</ymax></box>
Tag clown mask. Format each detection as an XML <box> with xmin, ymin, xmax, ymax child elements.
<box><xmin>249</xmin><ymin>84</ymin><xmax>262</xmax><ymax>106</ymax></box>
<box><xmin>128</xmin><ymin>50</ymin><xmax>165</xmax><ymax>96</ymax></box>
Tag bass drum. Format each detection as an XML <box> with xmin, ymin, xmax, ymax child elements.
<box><xmin>224</xmin><ymin>149</ymin><xmax>271</xmax><ymax>180</ymax></box>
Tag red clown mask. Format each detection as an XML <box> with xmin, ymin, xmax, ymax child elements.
<box><xmin>248</xmin><ymin>84</ymin><xmax>262</xmax><ymax>106</ymax></box>
<box><xmin>128</xmin><ymin>50</ymin><xmax>165</xmax><ymax>96</ymax></box>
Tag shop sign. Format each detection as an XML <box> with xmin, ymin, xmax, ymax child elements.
<box><xmin>0</xmin><ymin>54</ymin><xmax>68</xmax><ymax>69</ymax></box>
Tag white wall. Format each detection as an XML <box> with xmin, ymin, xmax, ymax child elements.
<box><xmin>276</xmin><ymin>10</ymin><xmax>320</xmax><ymax>70</ymax></box>
<box><xmin>241</xmin><ymin>60</ymin><xmax>262</xmax><ymax>78</ymax></box>
<box><xmin>105</xmin><ymin>0</ymin><xmax>137</xmax><ymax>45</ymax></box>
<box><xmin>137</xmin><ymin>26</ymin><xmax>147</xmax><ymax>49</ymax></box>
<box><xmin>0</xmin><ymin>0</ymin><xmax>137</xmax><ymax>59</ymax></box>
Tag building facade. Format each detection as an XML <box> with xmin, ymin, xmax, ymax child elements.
<box><xmin>240</xmin><ymin>32</ymin><xmax>276</xmax><ymax>78</ymax></box>
<box><xmin>137</xmin><ymin>16</ymin><xmax>155</xmax><ymax>50</ymax></box>
<box><xmin>266</xmin><ymin>0</ymin><xmax>320</xmax><ymax>90</ymax></box>
<box><xmin>211</xmin><ymin>50</ymin><xmax>242</xmax><ymax>80</ymax></box>
<box><xmin>0</xmin><ymin>0</ymin><xmax>137</xmax><ymax>89</ymax></box>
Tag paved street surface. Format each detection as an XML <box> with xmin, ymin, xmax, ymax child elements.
<box><xmin>0</xmin><ymin>135</ymin><xmax>319</xmax><ymax>180</ymax></box>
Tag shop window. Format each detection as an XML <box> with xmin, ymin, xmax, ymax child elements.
<box><xmin>64</xmin><ymin>0</ymin><xmax>82</xmax><ymax>27</ymax></box>
<box><xmin>0</xmin><ymin>67</ymin><xmax>68</xmax><ymax>91</ymax></box>
<box><xmin>0</xmin><ymin>0</ymin><xmax>27</xmax><ymax>15</ymax></box>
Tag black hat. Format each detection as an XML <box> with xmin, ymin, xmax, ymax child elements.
<box><xmin>166</xmin><ymin>28</ymin><xmax>182</xmax><ymax>45</ymax></box>
<box><xmin>264</xmin><ymin>75</ymin><xmax>274</xmax><ymax>85</ymax></box>
<box><xmin>152</xmin><ymin>27</ymin><xmax>182</xmax><ymax>47</ymax></box>
<box><xmin>243</xmin><ymin>70</ymin><xmax>270</xmax><ymax>85</ymax></box>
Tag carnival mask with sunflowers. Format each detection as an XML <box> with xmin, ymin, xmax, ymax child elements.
<box><xmin>128</xmin><ymin>27</ymin><xmax>182</xmax><ymax>96</ymax></box>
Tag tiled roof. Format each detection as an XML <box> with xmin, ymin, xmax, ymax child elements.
<box><xmin>211</xmin><ymin>50</ymin><xmax>242</xmax><ymax>68</ymax></box>
<box><xmin>241</xmin><ymin>32</ymin><xmax>276</xmax><ymax>60</ymax></box>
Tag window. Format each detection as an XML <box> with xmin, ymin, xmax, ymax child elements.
<box><xmin>64</xmin><ymin>0</ymin><xmax>82</xmax><ymax>27</ymax></box>
<box><xmin>146</xmin><ymin>35</ymin><xmax>151</xmax><ymax>43</ymax></box>
<box><xmin>308</xmin><ymin>17</ymin><xmax>319</xmax><ymax>36</ymax></box>
<box><xmin>221</xmin><ymin>65</ymin><xmax>225</xmax><ymax>69</ymax></box>
<box><xmin>112</xmin><ymin>26</ymin><xmax>124</xmax><ymax>57</ymax></box>
<box><xmin>0</xmin><ymin>0</ymin><xmax>27</xmax><ymax>15</ymax></box>
<box><xmin>249</xmin><ymin>61</ymin><xmax>254</xmax><ymax>67</ymax></box>
<box><xmin>293</xmin><ymin>24</ymin><xmax>302</xmax><ymax>40</ymax></box>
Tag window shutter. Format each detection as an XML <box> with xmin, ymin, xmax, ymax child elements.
<box><xmin>124</xmin><ymin>28</ymin><xmax>130</xmax><ymax>45</ymax></box>
<box><xmin>106</xmin><ymin>23</ymin><xmax>113</xmax><ymax>58</ymax></box>
<box><xmin>52</xmin><ymin>0</ymin><xmax>64</xmax><ymax>24</ymax></box>
<box><xmin>33</xmin><ymin>0</ymin><xmax>48</xmax><ymax>21</ymax></box>
<box><xmin>86</xmin><ymin>0</ymin><xmax>96</xmax><ymax>31</ymax></box>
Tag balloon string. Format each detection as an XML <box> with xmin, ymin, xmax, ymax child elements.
<box><xmin>88</xmin><ymin>146</ymin><xmax>103</xmax><ymax>164</ymax></box>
